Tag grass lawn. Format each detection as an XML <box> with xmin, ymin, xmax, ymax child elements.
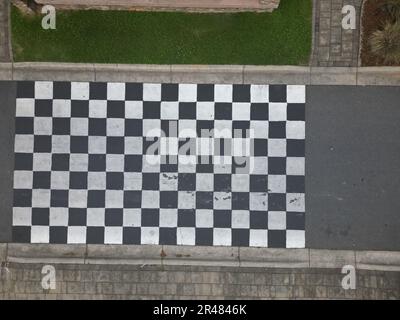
<box><xmin>11</xmin><ymin>0</ymin><xmax>312</xmax><ymax>65</ymax></box>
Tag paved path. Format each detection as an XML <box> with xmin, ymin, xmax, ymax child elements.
<box><xmin>0</xmin><ymin>0</ymin><xmax>10</xmax><ymax>62</ymax></box>
<box><xmin>312</xmin><ymin>0</ymin><xmax>362</xmax><ymax>67</ymax></box>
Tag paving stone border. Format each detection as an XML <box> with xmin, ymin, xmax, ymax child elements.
<box><xmin>0</xmin><ymin>62</ymin><xmax>399</xmax><ymax>85</ymax></box>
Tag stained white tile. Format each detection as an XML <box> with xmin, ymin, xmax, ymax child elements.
<box><xmin>250</xmin><ymin>85</ymin><xmax>269</xmax><ymax>103</ymax></box>
<box><xmin>71</xmin><ymin>82</ymin><xmax>89</xmax><ymax>100</ymax></box>
<box><xmin>177</xmin><ymin>227</ymin><xmax>195</xmax><ymax>245</ymax></box>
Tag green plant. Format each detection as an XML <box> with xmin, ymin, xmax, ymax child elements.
<box><xmin>369</xmin><ymin>21</ymin><xmax>400</xmax><ymax>64</ymax></box>
<box><xmin>379</xmin><ymin>0</ymin><xmax>400</xmax><ymax>22</ymax></box>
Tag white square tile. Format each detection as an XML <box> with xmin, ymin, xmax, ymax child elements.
<box><xmin>88</xmin><ymin>136</ymin><xmax>106</xmax><ymax>154</ymax></box>
<box><xmin>249</xmin><ymin>230</ymin><xmax>268</xmax><ymax>247</ymax></box>
<box><xmin>35</xmin><ymin>81</ymin><xmax>53</xmax><ymax>99</ymax></box>
<box><xmin>124</xmin><ymin>173</ymin><xmax>142</xmax><ymax>191</ymax></box>
<box><xmin>125</xmin><ymin>101</ymin><xmax>143</xmax><ymax>119</ymax></box>
<box><xmin>107</xmin><ymin>118</ymin><xmax>125</xmax><ymax>136</ymax></box>
<box><xmin>160</xmin><ymin>101</ymin><xmax>179</xmax><ymax>119</ymax></box>
<box><xmin>89</xmin><ymin>100</ymin><xmax>107</xmax><ymax>118</ymax></box>
<box><xmin>197</xmin><ymin>138</ymin><xmax>213</xmax><ymax>156</ymax></box>
<box><xmin>33</xmin><ymin>153</ymin><xmax>51</xmax><ymax>171</ymax></box>
<box><xmin>268</xmin><ymin>211</ymin><xmax>286</xmax><ymax>230</ymax></box>
<box><xmin>52</xmin><ymin>135</ymin><xmax>70</xmax><ymax>153</ymax></box>
<box><xmin>69</xmin><ymin>154</ymin><xmax>88</xmax><ymax>171</ymax></box>
<box><xmin>286</xmin><ymin>230</ymin><xmax>305</xmax><ymax>248</ymax></box>
<box><xmin>177</xmin><ymin>227</ymin><xmax>195</xmax><ymax>245</ymax></box>
<box><xmin>195</xmin><ymin>209</ymin><xmax>213</xmax><ymax>228</ymax></box>
<box><xmin>178</xmin><ymin>120</ymin><xmax>197</xmax><ymax>138</ymax></box>
<box><xmin>143</xmin><ymin>83</ymin><xmax>161</xmax><ymax>101</ymax></box>
<box><xmin>141</xmin><ymin>227</ymin><xmax>159</xmax><ymax>245</ymax></box>
<box><xmin>32</xmin><ymin>189</ymin><xmax>50</xmax><ymax>207</ymax></box>
<box><xmin>53</xmin><ymin>99</ymin><xmax>71</xmax><ymax>117</ymax></box>
<box><xmin>87</xmin><ymin>209</ymin><xmax>105</xmax><ymax>226</ymax></box>
<box><xmin>68</xmin><ymin>190</ymin><xmax>88</xmax><ymax>208</ymax></box>
<box><xmin>104</xmin><ymin>227</ymin><xmax>123</xmax><ymax>244</ymax></box>
<box><xmin>196</xmin><ymin>102</ymin><xmax>214</xmax><ymax>120</ymax></box>
<box><xmin>51</xmin><ymin>171</ymin><xmax>69</xmax><ymax>189</ymax></box>
<box><xmin>250</xmin><ymin>85</ymin><xmax>269</xmax><ymax>103</ymax></box>
<box><xmin>287</xmin><ymin>85</ymin><xmax>305</xmax><ymax>103</ymax></box>
<box><xmin>179</xmin><ymin>84</ymin><xmax>197</xmax><ymax>102</ymax></box>
<box><xmin>214</xmin><ymin>84</ymin><xmax>232</xmax><ymax>102</ymax></box>
<box><xmin>213</xmin><ymin>192</ymin><xmax>232</xmax><ymax>210</ymax></box>
<box><xmin>105</xmin><ymin>190</ymin><xmax>124</xmax><ymax>208</ymax></box>
<box><xmin>268</xmin><ymin>139</ymin><xmax>286</xmax><ymax>157</ymax></box>
<box><xmin>214</xmin><ymin>120</ymin><xmax>232</xmax><ymax>138</ymax></box>
<box><xmin>232</xmin><ymin>210</ymin><xmax>250</xmax><ymax>228</ymax></box>
<box><xmin>34</xmin><ymin>117</ymin><xmax>52</xmax><ymax>135</ymax></box>
<box><xmin>286</xmin><ymin>193</ymin><xmax>305</xmax><ymax>212</ymax></box>
<box><xmin>31</xmin><ymin>226</ymin><xmax>49</xmax><ymax>243</ymax></box>
<box><xmin>232</xmin><ymin>138</ymin><xmax>250</xmax><ymax>157</ymax></box>
<box><xmin>250</xmin><ymin>121</ymin><xmax>268</xmax><ymax>138</ymax></box>
<box><xmin>269</xmin><ymin>103</ymin><xmax>287</xmax><ymax>121</ymax></box>
<box><xmin>142</xmin><ymin>190</ymin><xmax>160</xmax><ymax>208</ymax></box>
<box><xmin>106</xmin><ymin>154</ymin><xmax>124</xmax><ymax>172</ymax></box>
<box><xmin>49</xmin><ymin>208</ymin><xmax>69</xmax><ymax>226</ymax></box>
<box><xmin>213</xmin><ymin>228</ymin><xmax>232</xmax><ymax>246</ymax></box>
<box><xmin>160</xmin><ymin>172</ymin><xmax>178</xmax><ymax>191</ymax></box>
<box><xmin>178</xmin><ymin>191</ymin><xmax>196</xmax><ymax>209</ymax></box>
<box><xmin>124</xmin><ymin>137</ymin><xmax>142</xmax><ymax>154</ymax></box>
<box><xmin>249</xmin><ymin>193</ymin><xmax>268</xmax><ymax>211</ymax></box>
<box><xmin>232</xmin><ymin>103</ymin><xmax>250</xmax><ymax>120</ymax></box>
<box><xmin>14</xmin><ymin>134</ymin><xmax>33</xmax><ymax>153</ymax></box>
<box><xmin>71</xmin><ymin>82</ymin><xmax>89</xmax><ymax>100</ymax></box>
<box><xmin>251</xmin><ymin>157</ymin><xmax>268</xmax><ymax>175</ymax></box>
<box><xmin>287</xmin><ymin>157</ymin><xmax>305</xmax><ymax>176</ymax></box>
<box><xmin>123</xmin><ymin>209</ymin><xmax>141</xmax><ymax>227</ymax></box>
<box><xmin>160</xmin><ymin>137</ymin><xmax>178</xmax><ymax>155</ymax></box>
<box><xmin>142</xmin><ymin>155</ymin><xmax>161</xmax><ymax>172</ymax></box>
<box><xmin>143</xmin><ymin>119</ymin><xmax>162</xmax><ymax>137</ymax></box>
<box><xmin>268</xmin><ymin>175</ymin><xmax>286</xmax><ymax>193</ymax></box>
<box><xmin>178</xmin><ymin>157</ymin><xmax>196</xmax><ymax>173</ymax></box>
<box><xmin>159</xmin><ymin>209</ymin><xmax>178</xmax><ymax>227</ymax></box>
<box><xmin>13</xmin><ymin>208</ymin><xmax>31</xmax><ymax>226</ymax></box>
<box><xmin>231</xmin><ymin>174</ymin><xmax>249</xmax><ymax>192</ymax></box>
<box><xmin>88</xmin><ymin>172</ymin><xmax>106</xmax><ymax>190</ymax></box>
<box><xmin>16</xmin><ymin>99</ymin><xmax>34</xmax><ymax>117</ymax></box>
<box><xmin>286</xmin><ymin>121</ymin><xmax>305</xmax><ymax>139</ymax></box>
<box><xmin>196</xmin><ymin>173</ymin><xmax>214</xmax><ymax>191</ymax></box>
<box><xmin>70</xmin><ymin>118</ymin><xmax>88</xmax><ymax>136</ymax></box>
<box><xmin>107</xmin><ymin>82</ymin><xmax>125</xmax><ymax>100</ymax></box>
<box><xmin>67</xmin><ymin>226</ymin><xmax>87</xmax><ymax>244</ymax></box>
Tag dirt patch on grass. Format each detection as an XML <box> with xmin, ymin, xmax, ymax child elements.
<box><xmin>360</xmin><ymin>0</ymin><xmax>399</xmax><ymax>66</ymax></box>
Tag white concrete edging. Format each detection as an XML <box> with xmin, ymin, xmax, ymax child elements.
<box><xmin>2</xmin><ymin>243</ymin><xmax>400</xmax><ymax>271</ymax></box>
<box><xmin>0</xmin><ymin>62</ymin><xmax>400</xmax><ymax>85</ymax></box>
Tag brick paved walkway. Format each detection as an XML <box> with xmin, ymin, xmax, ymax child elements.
<box><xmin>312</xmin><ymin>0</ymin><xmax>363</xmax><ymax>67</ymax></box>
<box><xmin>0</xmin><ymin>0</ymin><xmax>10</xmax><ymax>62</ymax></box>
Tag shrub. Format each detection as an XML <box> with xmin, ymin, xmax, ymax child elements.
<box><xmin>369</xmin><ymin>21</ymin><xmax>400</xmax><ymax>64</ymax></box>
<box><xmin>379</xmin><ymin>0</ymin><xmax>400</xmax><ymax>22</ymax></box>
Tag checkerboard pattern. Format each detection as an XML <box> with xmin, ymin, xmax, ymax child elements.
<box><xmin>12</xmin><ymin>81</ymin><xmax>305</xmax><ymax>247</ymax></box>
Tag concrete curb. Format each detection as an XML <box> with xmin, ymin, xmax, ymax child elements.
<box><xmin>0</xmin><ymin>62</ymin><xmax>399</xmax><ymax>85</ymax></box>
<box><xmin>3</xmin><ymin>244</ymin><xmax>400</xmax><ymax>271</ymax></box>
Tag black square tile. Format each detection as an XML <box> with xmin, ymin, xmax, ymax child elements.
<box><xmin>123</xmin><ymin>227</ymin><xmax>141</xmax><ymax>244</ymax></box>
<box><xmin>49</xmin><ymin>226</ymin><xmax>68</xmax><ymax>244</ymax></box>
<box><xmin>287</xmin><ymin>103</ymin><xmax>305</xmax><ymax>121</ymax></box>
<box><xmin>50</xmin><ymin>190</ymin><xmax>69</xmax><ymax>207</ymax></box>
<box><xmin>161</xmin><ymin>84</ymin><xmax>179</xmax><ymax>101</ymax></box>
<box><xmin>252</xmin><ymin>139</ymin><xmax>268</xmax><ymax>157</ymax></box>
<box><xmin>125</xmin><ymin>83</ymin><xmax>143</xmax><ymax>101</ymax></box>
<box><xmin>51</xmin><ymin>154</ymin><xmax>70</xmax><ymax>171</ymax></box>
<box><xmin>160</xmin><ymin>191</ymin><xmax>178</xmax><ymax>208</ymax></box>
<box><xmin>197</xmin><ymin>84</ymin><xmax>214</xmax><ymax>101</ymax></box>
<box><xmin>269</xmin><ymin>121</ymin><xmax>286</xmax><ymax>138</ymax></box>
<box><xmin>178</xmin><ymin>173</ymin><xmax>196</xmax><ymax>191</ymax></box>
<box><xmin>70</xmin><ymin>136</ymin><xmax>88</xmax><ymax>153</ymax></box>
<box><xmin>159</xmin><ymin>228</ymin><xmax>177</xmax><ymax>245</ymax></box>
<box><xmin>268</xmin><ymin>230</ymin><xmax>286</xmax><ymax>248</ymax></box>
<box><xmin>125</xmin><ymin>119</ymin><xmax>142</xmax><ymax>136</ymax></box>
<box><xmin>88</xmin><ymin>154</ymin><xmax>106</xmax><ymax>171</ymax></box>
<box><xmin>214</xmin><ymin>210</ymin><xmax>231</xmax><ymax>228</ymax></box>
<box><xmin>70</xmin><ymin>172</ymin><xmax>88</xmax><ymax>189</ymax></box>
<box><xmin>87</xmin><ymin>190</ymin><xmax>105</xmax><ymax>208</ymax></box>
<box><xmin>124</xmin><ymin>155</ymin><xmax>142</xmax><ymax>172</ymax></box>
<box><xmin>32</xmin><ymin>208</ymin><xmax>49</xmax><ymax>225</ymax></box>
<box><xmin>87</xmin><ymin>227</ymin><xmax>105</xmax><ymax>244</ymax></box>
<box><xmin>71</xmin><ymin>100</ymin><xmax>89</xmax><ymax>117</ymax></box>
<box><xmin>250</xmin><ymin>175</ymin><xmax>268</xmax><ymax>192</ymax></box>
<box><xmin>14</xmin><ymin>153</ymin><xmax>33</xmax><ymax>170</ymax></box>
<box><xmin>250</xmin><ymin>211</ymin><xmax>268</xmax><ymax>229</ymax></box>
<box><xmin>250</xmin><ymin>103</ymin><xmax>268</xmax><ymax>120</ymax></box>
<box><xmin>268</xmin><ymin>157</ymin><xmax>286</xmax><ymax>174</ymax></box>
<box><xmin>34</xmin><ymin>135</ymin><xmax>52</xmax><ymax>153</ymax></box>
<box><xmin>178</xmin><ymin>209</ymin><xmax>195</xmax><ymax>227</ymax></box>
<box><xmin>287</xmin><ymin>139</ymin><xmax>305</xmax><ymax>157</ymax></box>
<box><xmin>17</xmin><ymin>81</ymin><xmax>34</xmax><ymax>98</ymax></box>
<box><xmin>123</xmin><ymin>191</ymin><xmax>142</xmax><ymax>208</ymax></box>
<box><xmin>107</xmin><ymin>101</ymin><xmax>125</xmax><ymax>118</ymax></box>
<box><xmin>195</xmin><ymin>228</ymin><xmax>213</xmax><ymax>246</ymax></box>
<box><xmin>196</xmin><ymin>120</ymin><xmax>214</xmax><ymax>137</ymax></box>
<box><xmin>105</xmin><ymin>209</ymin><xmax>123</xmax><ymax>226</ymax></box>
<box><xmin>53</xmin><ymin>82</ymin><xmax>71</xmax><ymax>99</ymax></box>
<box><xmin>179</xmin><ymin>102</ymin><xmax>196</xmax><ymax>119</ymax></box>
<box><xmin>214</xmin><ymin>174</ymin><xmax>231</xmax><ymax>192</ymax></box>
<box><xmin>12</xmin><ymin>226</ymin><xmax>31</xmax><ymax>243</ymax></box>
<box><xmin>143</xmin><ymin>102</ymin><xmax>161</xmax><ymax>119</ymax></box>
<box><xmin>215</xmin><ymin>103</ymin><xmax>232</xmax><ymax>120</ymax></box>
<box><xmin>89</xmin><ymin>82</ymin><xmax>107</xmax><ymax>100</ymax></box>
<box><xmin>143</xmin><ymin>137</ymin><xmax>159</xmax><ymax>155</ymax></box>
<box><xmin>232</xmin><ymin>192</ymin><xmax>249</xmax><ymax>210</ymax></box>
<box><xmin>233</xmin><ymin>84</ymin><xmax>250</xmax><ymax>102</ymax></box>
<box><xmin>141</xmin><ymin>209</ymin><xmax>159</xmax><ymax>227</ymax></box>
<box><xmin>286</xmin><ymin>212</ymin><xmax>305</xmax><ymax>230</ymax></box>
<box><xmin>269</xmin><ymin>85</ymin><xmax>287</xmax><ymax>102</ymax></box>
<box><xmin>53</xmin><ymin>118</ymin><xmax>70</xmax><ymax>135</ymax></box>
<box><xmin>232</xmin><ymin>121</ymin><xmax>250</xmax><ymax>138</ymax></box>
<box><xmin>15</xmin><ymin>117</ymin><xmax>33</xmax><ymax>134</ymax></box>
<box><xmin>268</xmin><ymin>193</ymin><xmax>286</xmax><ymax>211</ymax></box>
<box><xmin>89</xmin><ymin>118</ymin><xmax>106</xmax><ymax>136</ymax></box>
<box><xmin>231</xmin><ymin>229</ymin><xmax>249</xmax><ymax>246</ymax></box>
<box><xmin>196</xmin><ymin>192</ymin><xmax>213</xmax><ymax>209</ymax></box>
<box><xmin>286</xmin><ymin>176</ymin><xmax>305</xmax><ymax>193</ymax></box>
<box><xmin>68</xmin><ymin>208</ymin><xmax>87</xmax><ymax>226</ymax></box>
<box><xmin>33</xmin><ymin>171</ymin><xmax>51</xmax><ymax>189</ymax></box>
<box><xmin>35</xmin><ymin>100</ymin><xmax>52</xmax><ymax>117</ymax></box>
<box><xmin>106</xmin><ymin>172</ymin><xmax>124</xmax><ymax>190</ymax></box>
<box><xmin>106</xmin><ymin>137</ymin><xmax>124</xmax><ymax>154</ymax></box>
<box><xmin>142</xmin><ymin>173</ymin><xmax>159</xmax><ymax>190</ymax></box>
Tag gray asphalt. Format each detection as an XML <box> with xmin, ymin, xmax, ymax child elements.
<box><xmin>0</xmin><ymin>81</ymin><xmax>15</xmax><ymax>242</ymax></box>
<box><xmin>306</xmin><ymin>86</ymin><xmax>400</xmax><ymax>251</ymax></box>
